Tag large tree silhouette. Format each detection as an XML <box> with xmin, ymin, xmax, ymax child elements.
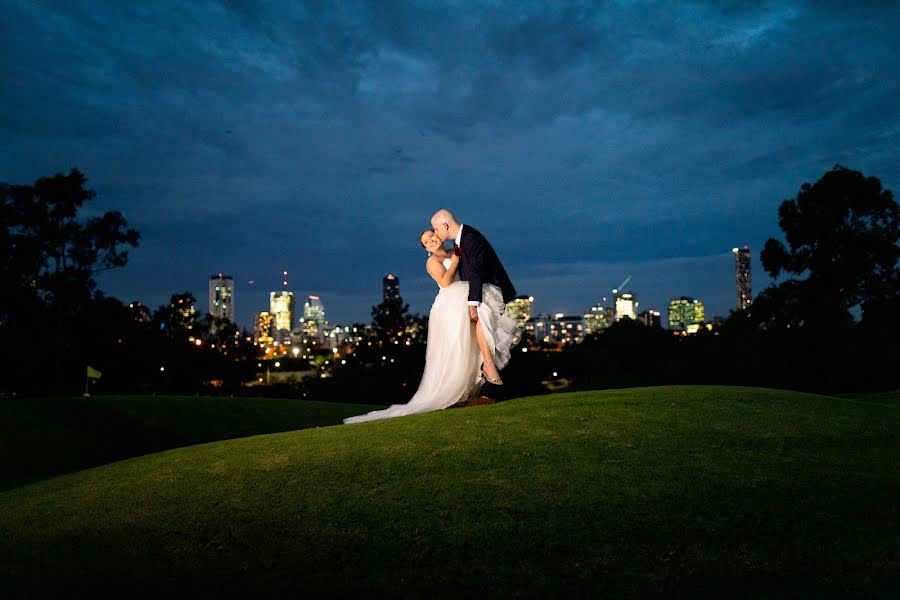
<box><xmin>1</xmin><ymin>169</ymin><xmax>139</xmax><ymax>391</ymax></box>
<box><xmin>759</xmin><ymin>165</ymin><xmax>899</xmax><ymax>328</ymax></box>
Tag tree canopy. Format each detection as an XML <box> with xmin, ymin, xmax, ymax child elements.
<box><xmin>1</xmin><ymin>169</ymin><xmax>140</xmax><ymax>391</ymax></box>
<box><xmin>759</xmin><ymin>164</ymin><xmax>899</xmax><ymax>327</ymax></box>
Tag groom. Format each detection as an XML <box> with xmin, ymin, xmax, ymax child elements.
<box><xmin>430</xmin><ymin>209</ymin><xmax>516</xmax><ymax>405</ymax></box>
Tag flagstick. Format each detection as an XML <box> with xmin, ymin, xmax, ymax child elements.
<box><xmin>83</xmin><ymin>371</ymin><xmax>90</xmax><ymax>398</ymax></box>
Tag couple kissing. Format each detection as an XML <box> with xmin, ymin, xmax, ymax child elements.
<box><xmin>344</xmin><ymin>209</ymin><xmax>520</xmax><ymax>424</ymax></box>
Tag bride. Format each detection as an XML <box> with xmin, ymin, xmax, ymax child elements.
<box><xmin>343</xmin><ymin>229</ymin><xmax>520</xmax><ymax>424</ymax></box>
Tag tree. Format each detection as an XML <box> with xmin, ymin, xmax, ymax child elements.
<box><xmin>153</xmin><ymin>292</ymin><xmax>200</xmax><ymax>342</ymax></box>
<box><xmin>0</xmin><ymin>184</ymin><xmax>44</xmax><ymax>328</ymax></box>
<box><xmin>760</xmin><ymin>165</ymin><xmax>899</xmax><ymax>327</ymax></box>
<box><xmin>371</xmin><ymin>296</ymin><xmax>410</xmax><ymax>343</ymax></box>
<box><xmin>0</xmin><ymin>169</ymin><xmax>139</xmax><ymax>391</ymax></box>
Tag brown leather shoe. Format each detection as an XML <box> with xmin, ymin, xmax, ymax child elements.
<box><xmin>466</xmin><ymin>394</ymin><xmax>496</xmax><ymax>407</ymax></box>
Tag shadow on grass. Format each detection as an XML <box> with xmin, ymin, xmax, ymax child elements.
<box><xmin>0</xmin><ymin>395</ymin><xmax>383</xmax><ymax>491</ymax></box>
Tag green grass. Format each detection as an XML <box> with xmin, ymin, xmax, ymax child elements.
<box><xmin>1</xmin><ymin>386</ymin><xmax>897</xmax><ymax>597</ymax></box>
<box><xmin>835</xmin><ymin>389</ymin><xmax>900</xmax><ymax>405</ymax></box>
<box><xmin>0</xmin><ymin>395</ymin><xmax>382</xmax><ymax>490</ymax></box>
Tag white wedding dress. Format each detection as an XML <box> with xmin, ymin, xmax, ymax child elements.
<box><xmin>344</xmin><ymin>258</ymin><xmax>520</xmax><ymax>424</ymax></box>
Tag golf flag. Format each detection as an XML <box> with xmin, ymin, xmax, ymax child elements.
<box><xmin>86</xmin><ymin>366</ymin><xmax>102</xmax><ymax>379</ymax></box>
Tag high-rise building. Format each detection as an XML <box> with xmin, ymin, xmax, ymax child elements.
<box><xmin>383</xmin><ymin>274</ymin><xmax>401</xmax><ymax>303</ymax></box>
<box><xmin>615</xmin><ymin>292</ymin><xmax>638</xmax><ymax>321</ymax></box>
<box><xmin>526</xmin><ymin>313</ymin><xmax>585</xmax><ymax>346</ymax></box>
<box><xmin>733</xmin><ymin>246</ymin><xmax>752</xmax><ymax>311</ymax></box>
<box><xmin>270</xmin><ymin>291</ymin><xmax>294</xmax><ymax>338</ymax></box>
<box><xmin>254</xmin><ymin>312</ymin><xmax>274</xmax><ymax>346</ymax></box>
<box><xmin>304</xmin><ymin>296</ymin><xmax>325</xmax><ymax>325</ymax></box>
<box><xmin>668</xmin><ymin>297</ymin><xmax>706</xmax><ymax>333</ymax></box>
<box><xmin>209</xmin><ymin>274</ymin><xmax>234</xmax><ymax>322</ymax></box>
<box><xmin>639</xmin><ymin>310</ymin><xmax>662</xmax><ymax>328</ymax></box>
<box><xmin>507</xmin><ymin>295</ymin><xmax>534</xmax><ymax>329</ymax></box>
<box><xmin>584</xmin><ymin>304</ymin><xmax>614</xmax><ymax>334</ymax></box>
<box><xmin>302</xmin><ymin>295</ymin><xmax>326</xmax><ymax>338</ymax></box>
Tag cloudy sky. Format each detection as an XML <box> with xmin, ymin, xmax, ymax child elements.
<box><xmin>2</xmin><ymin>1</ymin><xmax>898</xmax><ymax>327</ymax></box>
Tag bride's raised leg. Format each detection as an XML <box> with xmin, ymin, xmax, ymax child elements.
<box><xmin>475</xmin><ymin>320</ymin><xmax>502</xmax><ymax>384</ymax></box>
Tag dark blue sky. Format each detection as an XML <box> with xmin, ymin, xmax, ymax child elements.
<box><xmin>3</xmin><ymin>1</ymin><xmax>898</xmax><ymax>328</ymax></box>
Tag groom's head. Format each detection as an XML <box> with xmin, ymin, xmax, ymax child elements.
<box><xmin>430</xmin><ymin>209</ymin><xmax>459</xmax><ymax>242</ymax></box>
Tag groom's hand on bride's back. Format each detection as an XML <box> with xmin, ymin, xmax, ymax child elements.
<box><xmin>469</xmin><ymin>306</ymin><xmax>478</xmax><ymax>323</ymax></box>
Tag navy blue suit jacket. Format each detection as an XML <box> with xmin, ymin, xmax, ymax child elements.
<box><xmin>458</xmin><ymin>225</ymin><xmax>516</xmax><ymax>305</ymax></box>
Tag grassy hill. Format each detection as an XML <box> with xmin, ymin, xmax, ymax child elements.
<box><xmin>1</xmin><ymin>386</ymin><xmax>897</xmax><ymax>597</ymax></box>
<box><xmin>0</xmin><ymin>395</ymin><xmax>383</xmax><ymax>490</ymax></box>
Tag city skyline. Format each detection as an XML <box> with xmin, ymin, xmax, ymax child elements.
<box><xmin>130</xmin><ymin>253</ymin><xmax>754</xmax><ymax>329</ymax></box>
<box><xmin>3</xmin><ymin>3</ymin><xmax>897</xmax><ymax>327</ymax></box>
<box><xmin>181</xmin><ymin>248</ymin><xmax>740</xmax><ymax>332</ymax></box>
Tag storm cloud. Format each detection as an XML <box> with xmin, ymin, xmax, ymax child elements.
<box><xmin>2</xmin><ymin>1</ymin><xmax>898</xmax><ymax>325</ymax></box>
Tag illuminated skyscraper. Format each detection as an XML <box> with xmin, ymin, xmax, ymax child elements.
<box><xmin>383</xmin><ymin>274</ymin><xmax>401</xmax><ymax>303</ymax></box>
<box><xmin>302</xmin><ymin>295</ymin><xmax>326</xmax><ymax>340</ymax></box>
<box><xmin>733</xmin><ymin>246</ymin><xmax>752</xmax><ymax>311</ymax></box>
<box><xmin>615</xmin><ymin>292</ymin><xmax>638</xmax><ymax>321</ymax></box>
<box><xmin>584</xmin><ymin>304</ymin><xmax>614</xmax><ymax>334</ymax></box>
<box><xmin>668</xmin><ymin>297</ymin><xmax>706</xmax><ymax>333</ymax></box>
<box><xmin>270</xmin><ymin>291</ymin><xmax>294</xmax><ymax>337</ymax></box>
<box><xmin>208</xmin><ymin>274</ymin><xmax>234</xmax><ymax>322</ymax></box>
<box><xmin>526</xmin><ymin>314</ymin><xmax>585</xmax><ymax>345</ymax></box>
<box><xmin>254</xmin><ymin>312</ymin><xmax>274</xmax><ymax>346</ymax></box>
<box><xmin>507</xmin><ymin>295</ymin><xmax>534</xmax><ymax>329</ymax></box>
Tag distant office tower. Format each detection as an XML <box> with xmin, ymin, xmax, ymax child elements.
<box><xmin>209</xmin><ymin>274</ymin><xmax>235</xmax><ymax>322</ymax></box>
<box><xmin>304</xmin><ymin>295</ymin><xmax>325</xmax><ymax>328</ymax></box>
<box><xmin>383</xmin><ymin>274</ymin><xmax>401</xmax><ymax>303</ymax></box>
<box><xmin>302</xmin><ymin>295</ymin><xmax>326</xmax><ymax>340</ymax></box>
<box><xmin>507</xmin><ymin>295</ymin><xmax>534</xmax><ymax>329</ymax></box>
<box><xmin>639</xmin><ymin>310</ymin><xmax>662</xmax><ymax>328</ymax></box>
<box><xmin>584</xmin><ymin>304</ymin><xmax>614</xmax><ymax>334</ymax></box>
<box><xmin>270</xmin><ymin>291</ymin><xmax>294</xmax><ymax>339</ymax></box>
<box><xmin>526</xmin><ymin>314</ymin><xmax>585</xmax><ymax>346</ymax></box>
<box><xmin>254</xmin><ymin>312</ymin><xmax>274</xmax><ymax>346</ymax></box>
<box><xmin>615</xmin><ymin>292</ymin><xmax>638</xmax><ymax>321</ymax></box>
<box><xmin>668</xmin><ymin>297</ymin><xmax>706</xmax><ymax>333</ymax></box>
<box><xmin>733</xmin><ymin>246</ymin><xmax>752</xmax><ymax>311</ymax></box>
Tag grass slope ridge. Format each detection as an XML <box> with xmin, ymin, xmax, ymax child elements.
<box><xmin>2</xmin><ymin>386</ymin><xmax>898</xmax><ymax>597</ymax></box>
<box><xmin>0</xmin><ymin>395</ymin><xmax>382</xmax><ymax>490</ymax></box>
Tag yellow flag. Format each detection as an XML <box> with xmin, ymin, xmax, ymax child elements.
<box><xmin>86</xmin><ymin>366</ymin><xmax>102</xmax><ymax>379</ymax></box>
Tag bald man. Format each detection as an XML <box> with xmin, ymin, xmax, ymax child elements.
<box><xmin>431</xmin><ymin>208</ymin><xmax>516</xmax><ymax>404</ymax></box>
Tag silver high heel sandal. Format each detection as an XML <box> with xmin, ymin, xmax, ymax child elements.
<box><xmin>480</xmin><ymin>363</ymin><xmax>503</xmax><ymax>385</ymax></box>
